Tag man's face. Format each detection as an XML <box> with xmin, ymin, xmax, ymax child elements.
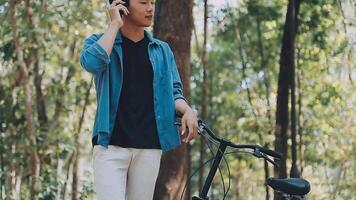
<box><xmin>125</xmin><ymin>0</ymin><xmax>155</xmax><ymax>27</ymax></box>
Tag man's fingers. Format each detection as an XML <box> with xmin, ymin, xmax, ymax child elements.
<box><xmin>188</xmin><ymin>123</ymin><xmax>194</xmax><ymax>137</ymax></box>
<box><xmin>181</xmin><ymin>119</ymin><xmax>186</xmax><ymax>135</ymax></box>
<box><xmin>110</xmin><ymin>0</ymin><xmax>127</xmax><ymax>10</ymax></box>
<box><xmin>112</xmin><ymin>0</ymin><xmax>125</xmax><ymax>6</ymax></box>
<box><xmin>120</xmin><ymin>6</ymin><xmax>129</xmax><ymax>15</ymax></box>
<box><xmin>185</xmin><ymin>134</ymin><xmax>191</xmax><ymax>143</ymax></box>
<box><xmin>180</xmin><ymin>110</ymin><xmax>199</xmax><ymax>143</ymax></box>
<box><xmin>186</xmin><ymin>132</ymin><xmax>195</xmax><ymax>142</ymax></box>
<box><xmin>185</xmin><ymin>122</ymin><xmax>197</xmax><ymax>142</ymax></box>
<box><xmin>110</xmin><ymin>0</ymin><xmax>120</xmax><ymax>7</ymax></box>
<box><xmin>113</xmin><ymin>4</ymin><xmax>129</xmax><ymax>16</ymax></box>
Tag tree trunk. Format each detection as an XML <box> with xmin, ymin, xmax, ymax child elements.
<box><xmin>10</xmin><ymin>1</ymin><xmax>41</xmax><ymax>198</ymax></box>
<box><xmin>34</xmin><ymin>60</ymin><xmax>48</xmax><ymax>125</ymax></box>
<box><xmin>290</xmin><ymin>41</ymin><xmax>300</xmax><ymax>178</ymax></box>
<box><xmin>199</xmin><ymin>0</ymin><xmax>209</xmax><ymax>193</ymax></box>
<box><xmin>72</xmin><ymin>80</ymin><xmax>93</xmax><ymax>200</ymax></box>
<box><xmin>274</xmin><ymin>0</ymin><xmax>301</xmax><ymax>199</ymax></box>
<box><xmin>23</xmin><ymin>0</ymin><xmax>48</xmax><ymax>126</ymax></box>
<box><xmin>55</xmin><ymin>151</ymin><xmax>62</xmax><ymax>200</ymax></box>
<box><xmin>153</xmin><ymin>0</ymin><xmax>193</xmax><ymax>199</ymax></box>
<box><xmin>63</xmin><ymin>152</ymin><xmax>74</xmax><ymax>200</ymax></box>
<box><xmin>14</xmin><ymin>167</ymin><xmax>23</xmax><ymax>200</ymax></box>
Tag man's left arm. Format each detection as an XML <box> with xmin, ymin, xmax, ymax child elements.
<box><xmin>167</xmin><ymin>43</ymin><xmax>199</xmax><ymax>142</ymax></box>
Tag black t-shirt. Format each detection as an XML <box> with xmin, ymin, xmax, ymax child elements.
<box><xmin>92</xmin><ymin>35</ymin><xmax>161</xmax><ymax>149</ymax></box>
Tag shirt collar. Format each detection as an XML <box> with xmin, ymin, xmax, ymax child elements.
<box><xmin>115</xmin><ymin>30</ymin><xmax>158</xmax><ymax>45</ymax></box>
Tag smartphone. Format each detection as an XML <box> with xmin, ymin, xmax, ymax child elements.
<box><xmin>108</xmin><ymin>0</ymin><xmax>130</xmax><ymax>17</ymax></box>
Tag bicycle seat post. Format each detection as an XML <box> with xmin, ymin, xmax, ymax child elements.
<box><xmin>193</xmin><ymin>140</ymin><xmax>228</xmax><ymax>200</ymax></box>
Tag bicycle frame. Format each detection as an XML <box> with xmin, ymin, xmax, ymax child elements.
<box><xmin>175</xmin><ymin>119</ymin><xmax>282</xmax><ymax>200</ymax></box>
<box><xmin>192</xmin><ymin>139</ymin><xmax>229</xmax><ymax>200</ymax></box>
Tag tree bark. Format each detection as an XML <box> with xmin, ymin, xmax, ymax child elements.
<box><xmin>198</xmin><ymin>0</ymin><xmax>209</xmax><ymax>193</ymax></box>
<box><xmin>14</xmin><ymin>167</ymin><xmax>23</xmax><ymax>200</ymax></box>
<box><xmin>63</xmin><ymin>152</ymin><xmax>74</xmax><ymax>200</ymax></box>
<box><xmin>274</xmin><ymin>0</ymin><xmax>301</xmax><ymax>199</ymax></box>
<box><xmin>290</xmin><ymin>39</ymin><xmax>300</xmax><ymax>178</ymax></box>
<box><xmin>72</xmin><ymin>80</ymin><xmax>93</xmax><ymax>200</ymax></box>
<box><xmin>290</xmin><ymin>41</ymin><xmax>300</xmax><ymax>178</ymax></box>
<box><xmin>10</xmin><ymin>1</ymin><xmax>41</xmax><ymax>198</ymax></box>
<box><xmin>153</xmin><ymin>0</ymin><xmax>193</xmax><ymax>199</ymax></box>
<box><xmin>34</xmin><ymin>61</ymin><xmax>48</xmax><ymax>125</ymax></box>
<box><xmin>23</xmin><ymin>0</ymin><xmax>48</xmax><ymax>126</ymax></box>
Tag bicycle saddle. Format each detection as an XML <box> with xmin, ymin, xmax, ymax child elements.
<box><xmin>266</xmin><ymin>178</ymin><xmax>310</xmax><ymax>196</ymax></box>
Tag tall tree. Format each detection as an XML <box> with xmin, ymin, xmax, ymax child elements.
<box><xmin>290</xmin><ymin>37</ymin><xmax>300</xmax><ymax>178</ymax></box>
<box><xmin>9</xmin><ymin>0</ymin><xmax>40</xmax><ymax>198</ymax></box>
<box><xmin>72</xmin><ymin>80</ymin><xmax>92</xmax><ymax>200</ymax></box>
<box><xmin>153</xmin><ymin>0</ymin><xmax>194</xmax><ymax>199</ymax></box>
<box><xmin>274</xmin><ymin>0</ymin><xmax>301</xmax><ymax>199</ymax></box>
<box><xmin>199</xmin><ymin>0</ymin><xmax>209</xmax><ymax>193</ymax></box>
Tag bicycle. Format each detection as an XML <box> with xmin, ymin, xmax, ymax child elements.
<box><xmin>175</xmin><ymin>116</ymin><xmax>310</xmax><ymax>200</ymax></box>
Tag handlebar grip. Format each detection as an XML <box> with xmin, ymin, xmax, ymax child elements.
<box><xmin>259</xmin><ymin>147</ymin><xmax>283</xmax><ymax>159</ymax></box>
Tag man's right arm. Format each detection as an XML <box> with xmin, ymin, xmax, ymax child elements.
<box><xmin>79</xmin><ymin>33</ymin><xmax>112</xmax><ymax>75</ymax></box>
<box><xmin>98</xmin><ymin>0</ymin><xmax>128</xmax><ymax>54</ymax></box>
<box><xmin>97</xmin><ymin>22</ymin><xmax>121</xmax><ymax>55</ymax></box>
<box><xmin>79</xmin><ymin>0</ymin><xmax>126</xmax><ymax>74</ymax></box>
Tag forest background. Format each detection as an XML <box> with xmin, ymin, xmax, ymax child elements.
<box><xmin>0</xmin><ymin>0</ymin><xmax>355</xmax><ymax>199</ymax></box>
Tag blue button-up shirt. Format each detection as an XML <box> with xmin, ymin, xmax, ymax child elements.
<box><xmin>80</xmin><ymin>30</ymin><xmax>185</xmax><ymax>151</ymax></box>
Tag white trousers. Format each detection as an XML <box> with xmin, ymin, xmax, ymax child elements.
<box><xmin>92</xmin><ymin>145</ymin><xmax>162</xmax><ymax>200</ymax></box>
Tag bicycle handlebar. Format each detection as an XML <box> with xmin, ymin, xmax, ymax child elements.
<box><xmin>199</xmin><ymin>120</ymin><xmax>282</xmax><ymax>159</ymax></box>
<box><xmin>259</xmin><ymin>147</ymin><xmax>283</xmax><ymax>159</ymax></box>
<box><xmin>175</xmin><ymin>113</ymin><xmax>283</xmax><ymax>160</ymax></box>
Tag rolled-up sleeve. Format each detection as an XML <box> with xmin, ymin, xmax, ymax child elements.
<box><xmin>166</xmin><ymin>44</ymin><xmax>186</xmax><ymax>102</ymax></box>
<box><xmin>80</xmin><ymin>34</ymin><xmax>110</xmax><ymax>74</ymax></box>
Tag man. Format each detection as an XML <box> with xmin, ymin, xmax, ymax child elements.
<box><xmin>79</xmin><ymin>0</ymin><xmax>199</xmax><ymax>199</ymax></box>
